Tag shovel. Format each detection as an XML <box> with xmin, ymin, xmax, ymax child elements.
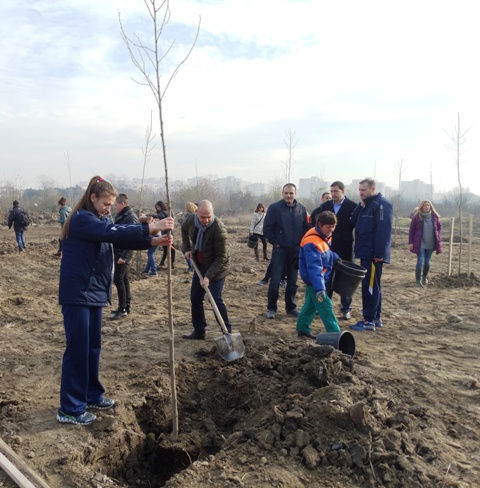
<box><xmin>190</xmin><ymin>258</ymin><xmax>245</xmax><ymax>362</ymax></box>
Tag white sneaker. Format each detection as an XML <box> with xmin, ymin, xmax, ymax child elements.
<box><xmin>342</xmin><ymin>311</ymin><xmax>352</xmax><ymax>320</ymax></box>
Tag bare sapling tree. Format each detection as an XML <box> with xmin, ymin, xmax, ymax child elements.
<box><xmin>393</xmin><ymin>159</ymin><xmax>406</xmax><ymax>246</ymax></box>
<box><xmin>138</xmin><ymin>111</ymin><xmax>157</xmax><ymax>212</ymax></box>
<box><xmin>119</xmin><ymin>0</ymin><xmax>201</xmax><ymax>441</ymax></box>
<box><xmin>444</xmin><ymin>112</ymin><xmax>472</xmax><ymax>276</ymax></box>
<box><xmin>64</xmin><ymin>151</ymin><xmax>73</xmax><ymax>204</ymax></box>
<box><xmin>281</xmin><ymin>128</ymin><xmax>297</xmax><ymax>183</ymax></box>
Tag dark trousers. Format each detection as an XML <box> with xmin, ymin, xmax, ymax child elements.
<box><xmin>360</xmin><ymin>260</ymin><xmax>383</xmax><ymax>322</ymax></box>
<box><xmin>267</xmin><ymin>247</ymin><xmax>299</xmax><ymax>313</ymax></box>
<box><xmin>160</xmin><ymin>246</ymin><xmax>176</xmax><ymax>266</ymax></box>
<box><xmin>332</xmin><ymin>241</ymin><xmax>354</xmax><ymax>312</ymax></box>
<box><xmin>60</xmin><ymin>305</ymin><xmax>105</xmax><ymax>416</ymax></box>
<box><xmin>190</xmin><ymin>271</ymin><xmax>231</xmax><ymax>334</ymax></box>
<box><xmin>113</xmin><ymin>261</ymin><xmax>131</xmax><ymax>310</ymax></box>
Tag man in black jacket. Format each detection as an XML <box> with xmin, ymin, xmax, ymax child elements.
<box><xmin>310</xmin><ymin>181</ymin><xmax>357</xmax><ymax>320</ymax></box>
<box><xmin>7</xmin><ymin>200</ymin><xmax>31</xmax><ymax>252</ymax></box>
<box><xmin>111</xmin><ymin>194</ymin><xmax>139</xmax><ymax>319</ymax></box>
<box><xmin>263</xmin><ymin>183</ymin><xmax>310</xmax><ymax>319</ymax></box>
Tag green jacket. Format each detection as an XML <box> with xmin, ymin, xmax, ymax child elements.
<box><xmin>181</xmin><ymin>214</ymin><xmax>230</xmax><ymax>281</ymax></box>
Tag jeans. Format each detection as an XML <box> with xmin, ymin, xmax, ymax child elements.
<box><xmin>190</xmin><ymin>271</ymin><xmax>231</xmax><ymax>334</ymax></box>
<box><xmin>267</xmin><ymin>247</ymin><xmax>299</xmax><ymax>313</ymax></box>
<box><xmin>144</xmin><ymin>246</ymin><xmax>158</xmax><ymax>273</ymax></box>
<box><xmin>60</xmin><ymin>305</ymin><xmax>105</xmax><ymax>416</ymax></box>
<box><xmin>416</xmin><ymin>248</ymin><xmax>434</xmax><ymax>269</ymax></box>
<box><xmin>15</xmin><ymin>230</ymin><xmax>26</xmax><ymax>251</ymax></box>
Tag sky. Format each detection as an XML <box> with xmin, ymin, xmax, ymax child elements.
<box><xmin>1</xmin><ymin>0</ymin><xmax>480</xmax><ymax>196</ymax></box>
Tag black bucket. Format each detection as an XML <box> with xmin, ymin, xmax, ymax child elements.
<box><xmin>316</xmin><ymin>330</ymin><xmax>356</xmax><ymax>357</ymax></box>
<box><xmin>331</xmin><ymin>260</ymin><xmax>367</xmax><ymax>296</ymax></box>
<box><xmin>247</xmin><ymin>234</ymin><xmax>259</xmax><ymax>249</ymax></box>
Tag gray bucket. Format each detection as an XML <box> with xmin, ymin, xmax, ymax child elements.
<box><xmin>316</xmin><ymin>330</ymin><xmax>356</xmax><ymax>357</ymax></box>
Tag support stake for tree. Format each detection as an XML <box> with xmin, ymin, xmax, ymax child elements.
<box><xmin>447</xmin><ymin>217</ymin><xmax>454</xmax><ymax>276</ymax></box>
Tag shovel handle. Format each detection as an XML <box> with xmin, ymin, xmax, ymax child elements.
<box><xmin>190</xmin><ymin>258</ymin><xmax>230</xmax><ymax>335</ymax></box>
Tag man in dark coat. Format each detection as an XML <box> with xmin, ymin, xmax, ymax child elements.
<box><xmin>7</xmin><ymin>200</ymin><xmax>31</xmax><ymax>252</ymax></box>
<box><xmin>349</xmin><ymin>178</ymin><xmax>393</xmax><ymax>332</ymax></box>
<box><xmin>181</xmin><ymin>200</ymin><xmax>231</xmax><ymax>339</ymax></box>
<box><xmin>111</xmin><ymin>194</ymin><xmax>139</xmax><ymax>319</ymax></box>
<box><xmin>310</xmin><ymin>181</ymin><xmax>357</xmax><ymax>319</ymax></box>
<box><xmin>263</xmin><ymin>183</ymin><xmax>310</xmax><ymax>319</ymax></box>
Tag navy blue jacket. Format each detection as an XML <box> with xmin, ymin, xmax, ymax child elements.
<box><xmin>59</xmin><ymin>209</ymin><xmax>151</xmax><ymax>306</ymax></box>
<box><xmin>310</xmin><ymin>197</ymin><xmax>357</xmax><ymax>261</ymax></box>
<box><xmin>350</xmin><ymin>193</ymin><xmax>393</xmax><ymax>263</ymax></box>
<box><xmin>263</xmin><ymin>199</ymin><xmax>310</xmax><ymax>253</ymax></box>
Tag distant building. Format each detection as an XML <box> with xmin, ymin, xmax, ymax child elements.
<box><xmin>399</xmin><ymin>179</ymin><xmax>433</xmax><ymax>201</ymax></box>
<box><xmin>298</xmin><ymin>176</ymin><xmax>328</xmax><ymax>200</ymax></box>
<box><xmin>246</xmin><ymin>182</ymin><xmax>266</xmax><ymax>196</ymax></box>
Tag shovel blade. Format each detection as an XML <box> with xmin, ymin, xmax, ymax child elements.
<box><xmin>214</xmin><ymin>333</ymin><xmax>245</xmax><ymax>362</ymax></box>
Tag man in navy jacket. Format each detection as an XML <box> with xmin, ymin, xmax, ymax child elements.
<box><xmin>263</xmin><ymin>183</ymin><xmax>310</xmax><ymax>319</ymax></box>
<box><xmin>349</xmin><ymin>178</ymin><xmax>393</xmax><ymax>331</ymax></box>
<box><xmin>310</xmin><ymin>181</ymin><xmax>357</xmax><ymax>319</ymax></box>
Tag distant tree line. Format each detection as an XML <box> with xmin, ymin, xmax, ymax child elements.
<box><xmin>1</xmin><ymin>178</ymin><xmax>480</xmax><ymax>222</ymax></box>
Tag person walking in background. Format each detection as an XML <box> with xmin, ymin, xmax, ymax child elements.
<box><xmin>263</xmin><ymin>183</ymin><xmax>310</xmax><ymax>319</ymax></box>
<box><xmin>55</xmin><ymin>197</ymin><xmax>72</xmax><ymax>257</ymax></box>
<box><xmin>349</xmin><ymin>178</ymin><xmax>393</xmax><ymax>332</ymax></box>
<box><xmin>57</xmin><ymin>176</ymin><xmax>173</xmax><ymax>426</ymax></box>
<box><xmin>8</xmin><ymin>200</ymin><xmax>31</xmax><ymax>252</ymax></box>
<box><xmin>249</xmin><ymin>203</ymin><xmax>268</xmax><ymax>261</ymax></box>
<box><xmin>156</xmin><ymin>200</ymin><xmax>175</xmax><ymax>270</ymax></box>
<box><xmin>408</xmin><ymin>199</ymin><xmax>442</xmax><ymax>287</ymax></box>
<box><xmin>310</xmin><ymin>181</ymin><xmax>357</xmax><ymax>320</ymax></box>
<box><xmin>111</xmin><ymin>194</ymin><xmax>139</xmax><ymax>319</ymax></box>
<box><xmin>296</xmin><ymin>211</ymin><xmax>342</xmax><ymax>338</ymax></box>
<box><xmin>181</xmin><ymin>200</ymin><xmax>231</xmax><ymax>340</ymax></box>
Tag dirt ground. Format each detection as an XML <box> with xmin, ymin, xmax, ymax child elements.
<box><xmin>1</xmin><ymin>220</ymin><xmax>479</xmax><ymax>488</ymax></box>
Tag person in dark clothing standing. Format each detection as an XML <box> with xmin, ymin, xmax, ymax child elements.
<box><xmin>310</xmin><ymin>181</ymin><xmax>357</xmax><ymax>319</ymax></box>
<box><xmin>181</xmin><ymin>200</ymin><xmax>231</xmax><ymax>340</ymax></box>
<box><xmin>156</xmin><ymin>200</ymin><xmax>176</xmax><ymax>269</ymax></box>
<box><xmin>111</xmin><ymin>194</ymin><xmax>139</xmax><ymax>319</ymax></box>
<box><xmin>263</xmin><ymin>183</ymin><xmax>310</xmax><ymax>319</ymax></box>
<box><xmin>349</xmin><ymin>178</ymin><xmax>393</xmax><ymax>332</ymax></box>
<box><xmin>8</xmin><ymin>200</ymin><xmax>31</xmax><ymax>252</ymax></box>
<box><xmin>57</xmin><ymin>176</ymin><xmax>173</xmax><ymax>425</ymax></box>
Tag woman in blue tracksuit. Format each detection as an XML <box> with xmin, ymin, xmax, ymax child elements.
<box><xmin>57</xmin><ymin>176</ymin><xmax>173</xmax><ymax>425</ymax></box>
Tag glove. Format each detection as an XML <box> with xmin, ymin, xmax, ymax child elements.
<box><xmin>316</xmin><ymin>290</ymin><xmax>326</xmax><ymax>302</ymax></box>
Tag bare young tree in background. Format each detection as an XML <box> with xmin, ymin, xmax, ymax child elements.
<box><xmin>119</xmin><ymin>0</ymin><xmax>200</xmax><ymax>440</ymax></box>
<box><xmin>393</xmin><ymin>159</ymin><xmax>406</xmax><ymax>246</ymax></box>
<box><xmin>138</xmin><ymin>111</ymin><xmax>157</xmax><ymax>212</ymax></box>
<box><xmin>445</xmin><ymin>113</ymin><xmax>472</xmax><ymax>275</ymax></box>
<box><xmin>281</xmin><ymin>128</ymin><xmax>297</xmax><ymax>183</ymax></box>
<box><xmin>64</xmin><ymin>151</ymin><xmax>73</xmax><ymax>204</ymax></box>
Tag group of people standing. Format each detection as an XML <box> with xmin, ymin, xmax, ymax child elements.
<box><xmin>6</xmin><ymin>174</ymin><xmax>442</xmax><ymax>428</ymax></box>
<box><xmin>247</xmin><ymin>178</ymin><xmax>444</xmax><ymax>337</ymax></box>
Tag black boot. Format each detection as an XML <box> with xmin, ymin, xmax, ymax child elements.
<box><xmin>263</xmin><ymin>248</ymin><xmax>268</xmax><ymax>261</ymax></box>
<box><xmin>422</xmin><ymin>265</ymin><xmax>429</xmax><ymax>285</ymax></box>
<box><xmin>254</xmin><ymin>248</ymin><xmax>259</xmax><ymax>262</ymax></box>
<box><xmin>415</xmin><ymin>269</ymin><xmax>423</xmax><ymax>287</ymax></box>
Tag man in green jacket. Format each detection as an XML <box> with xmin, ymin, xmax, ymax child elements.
<box><xmin>181</xmin><ymin>200</ymin><xmax>231</xmax><ymax>339</ymax></box>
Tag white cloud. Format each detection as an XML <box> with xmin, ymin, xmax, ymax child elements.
<box><xmin>1</xmin><ymin>0</ymin><xmax>479</xmax><ymax>196</ymax></box>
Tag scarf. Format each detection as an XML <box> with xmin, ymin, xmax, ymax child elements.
<box><xmin>194</xmin><ymin>214</ymin><xmax>215</xmax><ymax>252</ymax></box>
